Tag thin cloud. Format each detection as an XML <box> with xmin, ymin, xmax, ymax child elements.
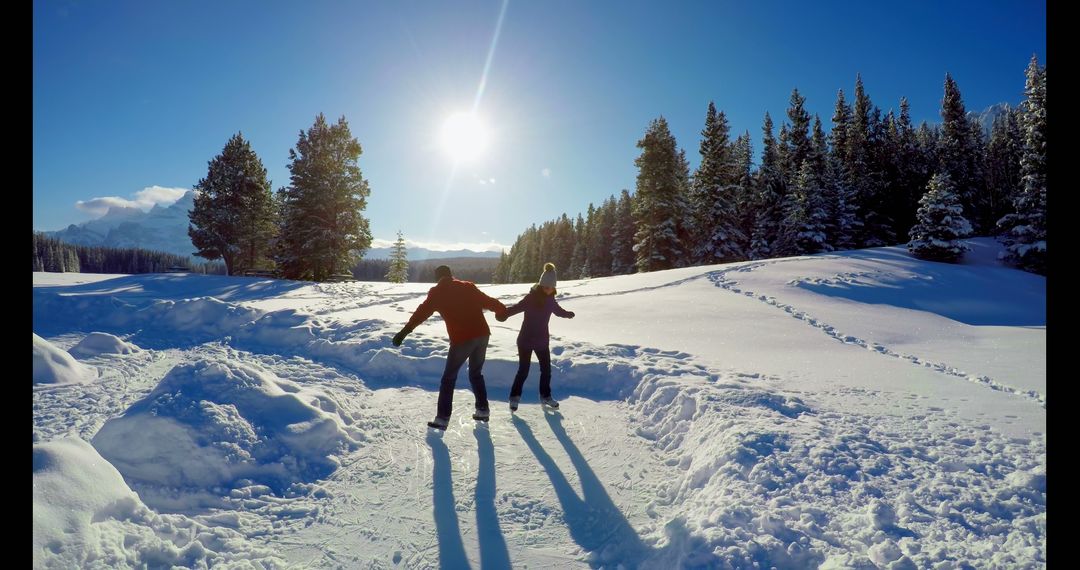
<box><xmin>75</xmin><ymin>197</ymin><xmax>142</xmax><ymax>217</ymax></box>
<box><xmin>134</xmin><ymin>186</ymin><xmax>188</xmax><ymax>206</ymax></box>
<box><xmin>541</xmin><ymin>168</ymin><xmax>551</xmax><ymax>178</ymax></box>
<box><xmin>75</xmin><ymin>186</ymin><xmax>189</xmax><ymax>217</ymax></box>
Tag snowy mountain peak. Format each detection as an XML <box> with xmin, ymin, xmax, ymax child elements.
<box><xmin>46</xmin><ymin>191</ymin><xmax>197</xmax><ymax>258</ymax></box>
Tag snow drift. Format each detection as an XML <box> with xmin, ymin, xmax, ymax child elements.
<box><xmin>92</xmin><ymin>359</ymin><xmax>362</xmax><ymax>505</ymax></box>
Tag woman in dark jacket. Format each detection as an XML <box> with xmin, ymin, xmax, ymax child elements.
<box><xmin>497</xmin><ymin>262</ymin><xmax>575</xmax><ymax>411</ymax></box>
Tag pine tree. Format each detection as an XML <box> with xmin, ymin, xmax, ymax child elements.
<box><xmin>985</xmin><ymin>106</ymin><xmax>1023</xmax><ymax>232</ymax></box>
<box><xmin>386</xmin><ymin>230</ymin><xmax>409</xmax><ymax>283</ymax></box>
<box><xmin>731</xmin><ymin>132</ymin><xmax>756</xmax><ymax>260</ymax></box>
<box><xmin>611</xmin><ymin>190</ymin><xmax>637</xmax><ymax>274</ymax></box>
<box><xmin>632</xmin><ymin>117</ymin><xmax>687</xmax><ymax>272</ymax></box>
<box><xmin>553</xmin><ymin>214</ymin><xmax>576</xmax><ymax>273</ymax></box>
<box><xmin>509</xmin><ymin>225</ymin><xmax>539</xmax><ymax>282</ymax></box>
<box><xmin>570</xmin><ymin>213</ymin><xmax>588</xmax><ymax>278</ymax></box>
<box><xmin>188</xmin><ymin>132</ymin><xmax>277</xmax><ymax>275</ymax></box>
<box><xmin>915</xmin><ymin>122</ymin><xmax>940</xmax><ymax>186</ymax></box>
<box><xmin>276</xmin><ymin>114</ymin><xmax>373</xmax><ymax>281</ymax></box>
<box><xmin>892</xmin><ymin>98</ymin><xmax>923</xmax><ymax>240</ymax></box>
<box><xmin>493</xmin><ymin>250</ymin><xmax>511</xmax><ymax>283</ymax></box>
<box><xmin>588</xmin><ymin>197</ymin><xmax>616</xmax><ymax>277</ymax></box>
<box><xmin>826</xmin><ymin>89</ymin><xmax>860</xmax><ymax>251</ymax></box>
<box><xmin>784</xmin><ymin>89</ymin><xmax>813</xmax><ymax>181</ymax></box>
<box><xmin>830</xmin><ymin>89</ymin><xmax>852</xmax><ymax>177</ymax></box>
<box><xmin>847</xmin><ymin>74</ymin><xmax>877</xmax><ymax>246</ymax></box>
<box><xmin>908</xmin><ymin>172</ymin><xmax>972</xmax><ymax>262</ymax></box>
<box><xmin>938</xmin><ymin>74</ymin><xmax>984</xmax><ymax>233</ymax></box>
<box><xmin>783</xmin><ymin>161</ymin><xmax>830</xmax><ymax>254</ymax></box>
<box><xmin>689</xmin><ymin>102</ymin><xmax>742</xmax><ymax>264</ymax></box>
<box><xmin>998</xmin><ymin>55</ymin><xmax>1046</xmax><ymax>274</ymax></box>
<box><xmin>750</xmin><ymin>112</ymin><xmax>783</xmax><ymax>259</ymax></box>
<box><xmin>967</xmin><ymin>113</ymin><xmax>992</xmax><ymax>231</ymax></box>
<box><xmin>861</xmin><ymin>103</ymin><xmax>894</xmax><ymax>247</ymax></box>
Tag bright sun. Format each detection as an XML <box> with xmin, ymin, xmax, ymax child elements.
<box><xmin>441</xmin><ymin>112</ymin><xmax>489</xmax><ymax>161</ymax></box>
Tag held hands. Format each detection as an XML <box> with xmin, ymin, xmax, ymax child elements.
<box><xmin>495</xmin><ymin>308</ymin><xmax>508</xmax><ymax>322</ymax></box>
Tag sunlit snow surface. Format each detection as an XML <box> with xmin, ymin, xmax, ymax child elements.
<box><xmin>33</xmin><ymin>238</ymin><xmax>1044</xmax><ymax>568</ymax></box>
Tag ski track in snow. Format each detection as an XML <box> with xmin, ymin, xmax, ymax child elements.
<box><xmin>704</xmin><ymin>260</ymin><xmax>1047</xmax><ymax>409</ymax></box>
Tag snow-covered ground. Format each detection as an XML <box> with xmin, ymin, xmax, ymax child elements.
<box><xmin>33</xmin><ymin>238</ymin><xmax>1045</xmax><ymax>569</ymax></box>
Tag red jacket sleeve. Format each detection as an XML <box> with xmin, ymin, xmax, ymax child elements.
<box><xmin>406</xmin><ymin>288</ymin><xmax>438</xmax><ymax>329</ymax></box>
<box><xmin>473</xmin><ymin>284</ymin><xmax>507</xmax><ymax>314</ymax></box>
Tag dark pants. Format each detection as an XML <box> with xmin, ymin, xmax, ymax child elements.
<box><xmin>509</xmin><ymin>346</ymin><xmax>552</xmax><ymax>399</ymax></box>
<box><xmin>436</xmin><ymin>336</ymin><xmax>490</xmax><ymax>419</ymax></box>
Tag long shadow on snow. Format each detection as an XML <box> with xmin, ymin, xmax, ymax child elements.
<box><xmin>428</xmin><ymin>431</ymin><xmax>472</xmax><ymax>569</ymax></box>
<box><xmin>512</xmin><ymin>413</ymin><xmax>650</xmax><ymax>566</ymax></box>
<box><xmin>474</xmin><ymin>425</ymin><xmax>512</xmax><ymax>569</ymax></box>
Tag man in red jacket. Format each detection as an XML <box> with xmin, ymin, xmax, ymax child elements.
<box><xmin>392</xmin><ymin>265</ymin><xmax>507</xmax><ymax>429</ymax></box>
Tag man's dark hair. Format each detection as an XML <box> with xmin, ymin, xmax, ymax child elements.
<box><xmin>434</xmin><ymin>265</ymin><xmax>452</xmax><ymax>280</ymax></box>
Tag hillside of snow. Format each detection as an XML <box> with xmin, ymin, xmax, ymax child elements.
<box><xmin>33</xmin><ymin>238</ymin><xmax>1045</xmax><ymax>568</ymax></box>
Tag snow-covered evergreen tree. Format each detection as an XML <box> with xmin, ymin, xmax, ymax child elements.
<box><xmin>673</xmin><ymin>147</ymin><xmax>694</xmax><ymax>267</ymax></box>
<box><xmin>783</xmin><ymin>89</ymin><xmax>813</xmax><ymax>182</ymax></box>
<box><xmin>938</xmin><ymin>74</ymin><xmax>985</xmax><ymax>233</ymax></box>
<box><xmin>689</xmin><ymin>102</ymin><xmax>743</xmax><ymax>264</ymax></box>
<box><xmin>998</xmin><ymin>55</ymin><xmax>1046</xmax><ymax>274</ymax></box>
<box><xmin>750</xmin><ymin>113</ymin><xmax>783</xmax><ymax>259</ymax></box>
<box><xmin>189</xmin><ymin>132</ymin><xmax>277</xmax><ymax>276</ymax></box>
<box><xmin>782</xmin><ymin>161</ymin><xmax>830</xmax><ymax>255</ymax></box>
<box><xmin>731</xmin><ymin>131</ymin><xmax>756</xmax><ymax>260</ymax></box>
<box><xmin>276</xmin><ymin>114</ymin><xmax>373</xmax><ymax>281</ymax></box>
<box><xmin>632</xmin><ymin>117</ymin><xmax>688</xmax><ymax>272</ymax></box>
<box><xmin>908</xmin><ymin>172</ymin><xmax>972</xmax><ymax>262</ymax></box>
<box><xmin>847</xmin><ymin>75</ymin><xmax>875</xmax><ymax>246</ymax></box>
<box><xmin>385</xmin><ymin>230</ymin><xmax>409</xmax><ymax>283</ymax></box>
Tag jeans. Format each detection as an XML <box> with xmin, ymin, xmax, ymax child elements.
<box><xmin>509</xmin><ymin>346</ymin><xmax>552</xmax><ymax>399</ymax></box>
<box><xmin>436</xmin><ymin>335</ymin><xmax>490</xmax><ymax>419</ymax></box>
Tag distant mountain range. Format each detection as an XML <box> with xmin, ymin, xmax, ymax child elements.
<box><xmin>364</xmin><ymin>246</ymin><xmax>502</xmax><ymax>260</ymax></box>
<box><xmin>44</xmin><ymin>190</ymin><xmax>503</xmax><ymax>261</ymax></box>
<box><xmin>46</xmin><ymin>191</ymin><xmax>199</xmax><ymax>258</ymax></box>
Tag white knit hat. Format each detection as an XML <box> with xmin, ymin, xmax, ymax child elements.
<box><xmin>538</xmin><ymin>263</ymin><xmax>557</xmax><ymax>288</ymax></box>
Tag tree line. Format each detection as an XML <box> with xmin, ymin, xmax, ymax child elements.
<box><xmin>352</xmin><ymin>256</ymin><xmax>499</xmax><ymax>284</ymax></box>
<box><xmin>494</xmin><ymin>56</ymin><xmax>1046</xmax><ymax>282</ymax></box>
<box><xmin>33</xmin><ymin>232</ymin><xmax>225</xmax><ymax>274</ymax></box>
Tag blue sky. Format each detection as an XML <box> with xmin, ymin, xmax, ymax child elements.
<box><xmin>33</xmin><ymin>0</ymin><xmax>1045</xmax><ymax>248</ymax></box>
